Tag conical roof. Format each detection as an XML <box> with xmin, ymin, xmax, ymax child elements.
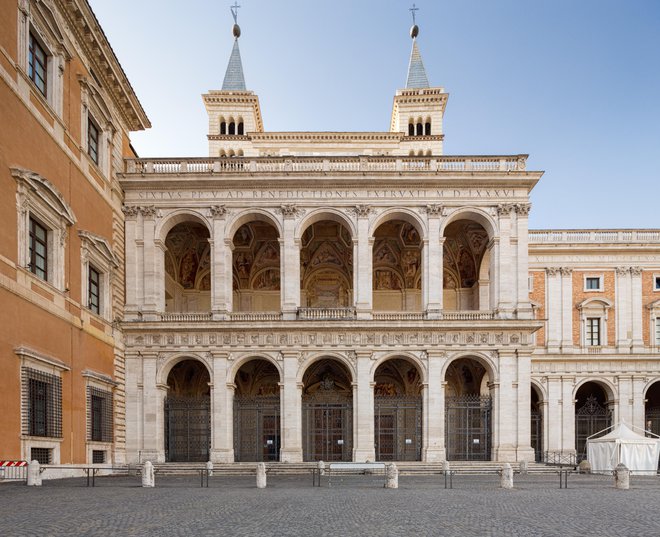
<box><xmin>406</xmin><ymin>39</ymin><xmax>430</xmax><ymax>89</ymax></box>
<box><xmin>222</xmin><ymin>39</ymin><xmax>246</xmax><ymax>91</ymax></box>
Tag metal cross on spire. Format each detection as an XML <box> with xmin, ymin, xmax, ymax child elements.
<box><xmin>230</xmin><ymin>1</ymin><xmax>241</xmax><ymax>24</ymax></box>
<box><xmin>409</xmin><ymin>3</ymin><xmax>419</xmax><ymax>25</ymax></box>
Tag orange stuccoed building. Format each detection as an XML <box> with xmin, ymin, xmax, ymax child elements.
<box><xmin>0</xmin><ymin>0</ymin><xmax>149</xmax><ymax>466</ymax></box>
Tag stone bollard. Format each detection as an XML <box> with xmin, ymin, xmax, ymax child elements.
<box><xmin>442</xmin><ymin>460</ymin><xmax>450</xmax><ymax>474</ymax></box>
<box><xmin>141</xmin><ymin>460</ymin><xmax>155</xmax><ymax>488</ymax></box>
<box><xmin>385</xmin><ymin>463</ymin><xmax>398</xmax><ymax>489</ymax></box>
<box><xmin>578</xmin><ymin>460</ymin><xmax>592</xmax><ymax>474</ymax></box>
<box><xmin>614</xmin><ymin>463</ymin><xmax>630</xmax><ymax>490</ymax></box>
<box><xmin>206</xmin><ymin>461</ymin><xmax>214</xmax><ymax>477</ymax></box>
<box><xmin>500</xmin><ymin>463</ymin><xmax>514</xmax><ymax>489</ymax></box>
<box><xmin>256</xmin><ymin>462</ymin><xmax>267</xmax><ymax>489</ymax></box>
<box><xmin>519</xmin><ymin>460</ymin><xmax>528</xmax><ymax>475</ymax></box>
<box><xmin>317</xmin><ymin>460</ymin><xmax>325</xmax><ymax>476</ymax></box>
<box><xmin>27</xmin><ymin>460</ymin><xmax>42</xmax><ymax>487</ymax></box>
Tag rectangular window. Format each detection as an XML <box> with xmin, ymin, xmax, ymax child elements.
<box><xmin>29</xmin><ymin>33</ymin><xmax>47</xmax><ymax>96</ymax></box>
<box><xmin>30</xmin><ymin>447</ymin><xmax>51</xmax><ymax>465</ymax></box>
<box><xmin>586</xmin><ymin>317</ymin><xmax>601</xmax><ymax>346</ymax></box>
<box><xmin>23</xmin><ymin>368</ymin><xmax>62</xmax><ymax>438</ymax></box>
<box><xmin>88</xmin><ymin>266</ymin><xmax>100</xmax><ymax>314</ymax></box>
<box><xmin>655</xmin><ymin>276</ymin><xmax>660</xmax><ymax>291</ymax></box>
<box><xmin>88</xmin><ymin>387</ymin><xmax>113</xmax><ymax>443</ymax></box>
<box><xmin>88</xmin><ymin>118</ymin><xmax>99</xmax><ymax>164</ymax></box>
<box><xmin>29</xmin><ymin>217</ymin><xmax>48</xmax><ymax>280</ymax></box>
<box><xmin>92</xmin><ymin>450</ymin><xmax>106</xmax><ymax>464</ymax></box>
<box><xmin>585</xmin><ymin>277</ymin><xmax>601</xmax><ymax>291</ymax></box>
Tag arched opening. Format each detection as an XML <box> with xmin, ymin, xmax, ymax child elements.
<box><xmin>228</xmin><ymin>122</ymin><xmax>235</xmax><ymax>135</ymax></box>
<box><xmin>372</xmin><ymin>220</ymin><xmax>422</xmax><ymax>312</ymax></box>
<box><xmin>645</xmin><ymin>381</ymin><xmax>660</xmax><ymax>436</ymax></box>
<box><xmin>300</xmin><ymin>220</ymin><xmax>353</xmax><ymax>313</ymax></box>
<box><xmin>575</xmin><ymin>381</ymin><xmax>612</xmax><ymax>461</ymax></box>
<box><xmin>445</xmin><ymin>357</ymin><xmax>492</xmax><ymax>461</ymax></box>
<box><xmin>233</xmin><ymin>359</ymin><xmax>281</xmax><ymax>462</ymax></box>
<box><xmin>237</xmin><ymin>122</ymin><xmax>244</xmax><ymax>135</ymax></box>
<box><xmin>408</xmin><ymin>123</ymin><xmax>414</xmax><ymax>136</ymax></box>
<box><xmin>164</xmin><ymin>221</ymin><xmax>211</xmax><ymax>312</ymax></box>
<box><xmin>531</xmin><ymin>385</ymin><xmax>543</xmax><ymax>462</ymax></box>
<box><xmin>232</xmin><ymin>221</ymin><xmax>281</xmax><ymax>312</ymax></box>
<box><xmin>220</xmin><ymin>121</ymin><xmax>226</xmax><ymax>135</ymax></box>
<box><xmin>416</xmin><ymin>122</ymin><xmax>423</xmax><ymax>136</ymax></box>
<box><xmin>374</xmin><ymin>358</ymin><xmax>422</xmax><ymax>461</ymax></box>
<box><xmin>425</xmin><ymin>122</ymin><xmax>431</xmax><ymax>135</ymax></box>
<box><xmin>302</xmin><ymin>359</ymin><xmax>353</xmax><ymax>461</ymax></box>
<box><xmin>164</xmin><ymin>359</ymin><xmax>210</xmax><ymax>462</ymax></box>
<box><xmin>443</xmin><ymin>219</ymin><xmax>490</xmax><ymax>311</ymax></box>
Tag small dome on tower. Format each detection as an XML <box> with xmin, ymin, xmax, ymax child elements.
<box><xmin>233</xmin><ymin>23</ymin><xmax>241</xmax><ymax>38</ymax></box>
<box><xmin>410</xmin><ymin>24</ymin><xmax>419</xmax><ymax>38</ymax></box>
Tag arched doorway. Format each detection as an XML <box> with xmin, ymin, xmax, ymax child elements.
<box><xmin>300</xmin><ymin>221</ymin><xmax>353</xmax><ymax>312</ymax></box>
<box><xmin>645</xmin><ymin>381</ymin><xmax>660</xmax><ymax>436</ymax></box>
<box><xmin>232</xmin><ymin>221</ymin><xmax>281</xmax><ymax>312</ymax></box>
<box><xmin>164</xmin><ymin>221</ymin><xmax>211</xmax><ymax>312</ymax></box>
<box><xmin>443</xmin><ymin>219</ymin><xmax>490</xmax><ymax>311</ymax></box>
<box><xmin>302</xmin><ymin>359</ymin><xmax>353</xmax><ymax>461</ymax></box>
<box><xmin>374</xmin><ymin>358</ymin><xmax>422</xmax><ymax>461</ymax></box>
<box><xmin>372</xmin><ymin>220</ymin><xmax>422</xmax><ymax>312</ymax></box>
<box><xmin>445</xmin><ymin>357</ymin><xmax>492</xmax><ymax>461</ymax></box>
<box><xmin>531</xmin><ymin>385</ymin><xmax>543</xmax><ymax>462</ymax></box>
<box><xmin>164</xmin><ymin>359</ymin><xmax>210</xmax><ymax>462</ymax></box>
<box><xmin>233</xmin><ymin>359</ymin><xmax>281</xmax><ymax>462</ymax></box>
<box><xmin>575</xmin><ymin>382</ymin><xmax>612</xmax><ymax>461</ymax></box>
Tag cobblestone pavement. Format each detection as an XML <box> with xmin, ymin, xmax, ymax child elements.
<box><xmin>1</xmin><ymin>473</ymin><xmax>660</xmax><ymax>536</ymax></box>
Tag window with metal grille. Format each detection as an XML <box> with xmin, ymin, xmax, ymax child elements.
<box><xmin>585</xmin><ymin>277</ymin><xmax>601</xmax><ymax>290</ymax></box>
<box><xmin>88</xmin><ymin>118</ymin><xmax>99</xmax><ymax>164</ymax></box>
<box><xmin>92</xmin><ymin>450</ymin><xmax>105</xmax><ymax>464</ymax></box>
<box><xmin>586</xmin><ymin>317</ymin><xmax>601</xmax><ymax>346</ymax></box>
<box><xmin>22</xmin><ymin>368</ymin><xmax>62</xmax><ymax>438</ymax></box>
<box><xmin>30</xmin><ymin>448</ymin><xmax>51</xmax><ymax>465</ymax></box>
<box><xmin>88</xmin><ymin>387</ymin><xmax>113</xmax><ymax>442</ymax></box>
<box><xmin>29</xmin><ymin>217</ymin><xmax>48</xmax><ymax>280</ymax></box>
<box><xmin>88</xmin><ymin>265</ymin><xmax>100</xmax><ymax>314</ymax></box>
<box><xmin>28</xmin><ymin>33</ymin><xmax>47</xmax><ymax>96</ymax></box>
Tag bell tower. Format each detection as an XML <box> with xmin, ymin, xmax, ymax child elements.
<box><xmin>202</xmin><ymin>3</ymin><xmax>263</xmax><ymax>157</ymax></box>
<box><xmin>390</xmin><ymin>5</ymin><xmax>447</xmax><ymax>155</ymax></box>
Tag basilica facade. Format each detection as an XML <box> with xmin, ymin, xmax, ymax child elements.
<box><xmin>3</xmin><ymin>2</ymin><xmax>660</xmax><ymax>469</ymax></box>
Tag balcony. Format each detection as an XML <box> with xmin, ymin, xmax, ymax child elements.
<box><xmin>297</xmin><ymin>307</ymin><xmax>357</xmax><ymax>321</ymax></box>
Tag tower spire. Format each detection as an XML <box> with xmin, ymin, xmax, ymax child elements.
<box><xmin>405</xmin><ymin>4</ymin><xmax>430</xmax><ymax>89</ymax></box>
<box><xmin>222</xmin><ymin>2</ymin><xmax>247</xmax><ymax>91</ymax></box>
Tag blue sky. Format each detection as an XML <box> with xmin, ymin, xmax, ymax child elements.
<box><xmin>89</xmin><ymin>0</ymin><xmax>660</xmax><ymax>230</ymax></box>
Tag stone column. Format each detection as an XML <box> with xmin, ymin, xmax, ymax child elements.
<box><xmin>280</xmin><ymin>208</ymin><xmax>301</xmax><ymax>320</ymax></box>
<box><xmin>153</xmin><ymin>239</ymin><xmax>166</xmax><ymax>312</ymax></box>
<box><xmin>515</xmin><ymin>204</ymin><xmax>533</xmax><ymax>319</ymax></box>
<box><xmin>560</xmin><ymin>268</ymin><xmax>574</xmax><ymax>351</ymax></box>
<box><xmin>493</xmin><ymin>350</ymin><xmax>516</xmax><ymax>461</ymax></box>
<box><xmin>617</xmin><ymin>375</ymin><xmax>633</xmax><ymax>426</ymax></box>
<box><xmin>545</xmin><ymin>268</ymin><xmax>562</xmax><ymax>352</ymax></box>
<box><xmin>562</xmin><ymin>377</ymin><xmax>576</xmax><ymax>457</ymax></box>
<box><xmin>280</xmin><ymin>352</ymin><xmax>303</xmax><ymax>462</ymax></box>
<box><xmin>353</xmin><ymin>206</ymin><xmax>373</xmax><ymax>319</ymax></box>
<box><xmin>140</xmin><ymin>207</ymin><xmax>159</xmax><ymax>320</ymax></box>
<box><xmin>545</xmin><ymin>376</ymin><xmax>563</xmax><ymax>455</ymax></box>
<box><xmin>616</xmin><ymin>266</ymin><xmax>632</xmax><ymax>351</ymax></box>
<box><xmin>210</xmin><ymin>352</ymin><xmax>233</xmax><ymax>462</ymax></box>
<box><xmin>210</xmin><ymin>206</ymin><xmax>229</xmax><ymax>320</ymax></box>
<box><xmin>423</xmin><ymin>351</ymin><xmax>446</xmax><ymax>461</ymax></box>
<box><xmin>353</xmin><ymin>351</ymin><xmax>375</xmax><ymax>461</ymax></box>
<box><xmin>496</xmin><ymin>204</ymin><xmax>513</xmax><ymax>317</ymax></box>
<box><xmin>488</xmin><ymin>238</ymin><xmax>500</xmax><ymax>312</ymax></box>
<box><xmin>122</xmin><ymin>207</ymin><xmax>140</xmax><ymax>317</ymax></box>
<box><xmin>516</xmin><ymin>351</ymin><xmax>535</xmax><ymax>461</ymax></box>
<box><xmin>425</xmin><ymin>205</ymin><xmax>443</xmax><ymax>318</ymax></box>
<box><xmin>141</xmin><ymin>353</ymin><xmax>165</xmax><ymax>462</ymax></box>
<box><xmin>124</xmin><ymin>351</ymin><xmax>141</xmax><ymax>463</ymax></box>
<box><xmin>632</xmin><ymin>375</ymin><xmax>647</xmax><ymax>431</ymax></box>
<box><xmin>631</xmin><ymin>267</ymin><xmax>644</xmax><ymax>351</ymax></box>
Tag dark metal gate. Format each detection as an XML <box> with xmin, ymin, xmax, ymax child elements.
<box><xmin>165</xmin><ymin>396</ymin><xmax>210</xmax><ymax>462</ymax></box>
<box><xmin>233</xmin><ymin>395</ymin><xmax>280</xmax><ymax>462</ymax></box>
<box><xmin>531</xmin><ymin>407</ymin><xmax>543</xmax><ymax>462</ymax></box>
<box><xmin>575</xmin><ymin>395</ymin><xmax>611</xmax><ymax>461</ymax></box>
<box><xmin>445</xmin><ymin>395</ymin><xmax>492</xmax><ymax>461</ymax></box>
<box><xmin>374</xmin><ymin>396</ymin><xmax>422</xmax><ymax>461</ymax></box>
<box><xmin>302</xmin><ymin>394</ymin><xmax>352</xmax><ymax>461</ymax></box>
<box><xmin>646</xmin><ymin>407</ymin><xmax>660</xmax><ymax>436</ymax></box>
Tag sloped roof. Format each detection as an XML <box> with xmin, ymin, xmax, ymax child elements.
<box><xmin>406</xmin><ymin>39</ymin><xmax>430</xmax><ymax>89</ymax></box>
<box><xmin>222</xmin><ymin>39</ymin><xmax>246</xmax><ymax>91</ymax></box>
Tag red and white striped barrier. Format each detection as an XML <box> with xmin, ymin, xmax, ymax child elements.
<box><xmin>0</xmin><ymin>460</ymin><xmax>28</xmax><ymax>467</ymax></box>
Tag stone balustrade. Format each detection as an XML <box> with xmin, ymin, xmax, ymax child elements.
<box><xmin>529</xmin><ymin>229</ymin><xmax>660</xmax><ymax>243</ymax></box>
<box><xmin>159</xmin><ymin>312</ymin><xmax>214</xmax><ymax>322</ymax></box>
<box><xmin>297</xmin><ymin>307</ymin><xmax>357</xmax><ymax>320</ymax></box>
<box><xmin>228</xmin><ymin>312</ymin><xmax>283</xmax><ymax>321</ymax></box>
<box><xmin>372</xmin><ymin>312</ymin><xmax>427</xmax><ymax>321</ymax></box>
<box><xmin>123</xmin><ymin>155</ymin><xmax>527</xmax><ymax>175</ymax></box>
<box><xmin>439</xmin><ymin>311</ymin><xmax>496</xmax><ymax>321</ymax></box>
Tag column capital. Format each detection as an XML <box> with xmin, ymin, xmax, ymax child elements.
<box><xmin>209</xmin><ymin>205</ymin><xmax>228</xmax><ymax>219</ymax></box>
<box><xmin>348</xmin><ymin>204</ymin><xmax>373</xmax><ymax>218</ymax></box>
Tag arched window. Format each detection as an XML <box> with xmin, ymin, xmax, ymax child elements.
<box><xmin>425</xmin><ymin>122</ymin><xmax>431</xmax><ymax>135</ymax></box>
<box><xmin>237</xmin><ymin>122</ymin><xmax>244</xmax><ymax>135</ymax></box>
<box><xmin>228</xmin><ymin>122</ymin><xmax>236</xmax><ymax>135</ymax></box>
<box><xmin>416</xmin><ymin>123</ymin><xmax>423</xmax><ymax>136</ymax></box>
<box><xmin>220</xmin><ymin>121</ymin><xmax>226</xmax><ymax>135</ymax></box>
<box><xmin>408</xmin><ymin>123</ymin><xmax>415</xmax><ymax>136</ymax></box>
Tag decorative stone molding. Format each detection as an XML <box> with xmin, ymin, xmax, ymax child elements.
<box><xmin>546</xmin><ymin>267</ymin><xmax>561</xmax><ymax>277</ymax></box>
<box><xmin>496</xmin><ymin>204</ymin><xmax>515</xmax><ymax>216</ymax></box>
<box><xmin>139</xmin><ymin>206</ymin><xmax>158</xmax><ymax>218</ymax></box>
<box><xmin>122</xmin><ymin>205</ymin><xmax>140</xmax><ymax>218</ymax></box>
<box><xmin>424</xmin><ymin>204</ymin><xmax>444</xmax><ymax>216</ymax></box>
<box><xmin>276</xmin><ymin>204</ymin><xmax>305</xmax><ymax>219</ymax></box>
<box><xmin>209</xmin><ymin>205</ymin><xmax>227</xmax><ymax>219</ymax></box>
<box><xmin>560</xmin><ymin>267</ymin><xmax>573</xmax><ymax>276</ymax></box>
<box><xmin>630</xmin><ymin>266</ymin><xmax>643</xmax><ymax>276</ymax></box>
<box><xmin>515</xmin><ymin>203</ymin><xmax>531</xmax><ymax>216</ymax></box>
<box><xmin>349</xmin><ymin>205</ymin><xmax>373</xmax><ymax>218</ymax></box>
<box><xmin>615</xmin><ymin>266</ymin><xmax>630</xmax><ymax>275</ymax></box>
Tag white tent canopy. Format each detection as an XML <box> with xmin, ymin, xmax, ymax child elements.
<box><xmin>587</xmin><ymin>422</ymin><xmax>660</xmax><ymax>475</ymax></box>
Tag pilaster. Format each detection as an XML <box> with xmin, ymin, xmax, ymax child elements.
<box><xmin>210</xmin><ymin>206</ymin><xmax>229</xmax><ymax>319</ymax></box>
<box><xmin>546</xmin><ymin>268</ymin><xmax>561</xmax><ymax>352</ymax></box>
<box><xmin>353</xmin><ymin>206</ymin><xmax>373</xmax><ymax>319</ymax></box>
<box><xmin>493</xmin><ymin>350</ymin><xmax>517</xmax><ymax>461</ymax></box>
<box><xmin>496</xmin><ymin>204</ymin><xmax>513</xmax><ymax>317</ymax></box>
<box><xmin>423</xmin><ymin>350</ymin><xmax>446</xmax><ymax>461</ymax></box>
<box><xmin>280</xmin><ymin>352</ymin><xmax>303</xmax><ymax>462</ymax></box>
<box><xmin>280</xmin><ymin>208</ymin><xmax>301</xmax><ymax>320</ymax></box>
<box><xmin>630</xmin><ymin>267</ymin><xmax>644</xmax><ymax>351</ymax></box>
<box><xmin>616</xmin><ymin>266</ymin><xmax>632</xmax><ymax>351</ymax></box>
<box><xmin>425</xmin><ymin>205</ymin><xmax>443</xmax><ymax>317</ymax></box>
<box><xmin>353</xmin><ymin>351</ymin><xmax>375</xmax><ymax>461</ymax></box>
<box><xmin>515</xmin><ymin>204</ymin><xmax>533</xmax><ymax>318</ymax></box>
<box><xmin>560</xmin><ymin>267</ymin><xmax>574</xmax><ymax>351</ymax></box>
<box><xmin>210</xmin><ymin>352</ymin><xmax>233</xmax><ymax>462</ymax></box>
<box><xmin>515</xmin><ymin>351</ymin><xmax>535</xmax><ymax>461</ymax></box>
